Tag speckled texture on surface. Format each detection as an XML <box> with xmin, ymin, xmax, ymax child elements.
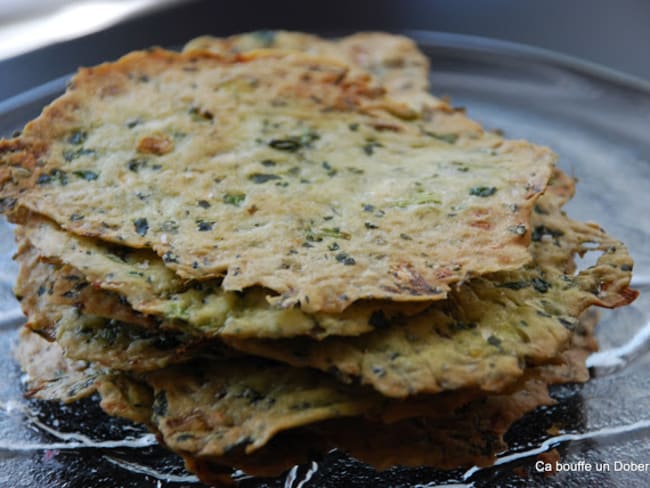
<box><xmin>0</xmin><ymin>33</ymin><xmax>648</xmax><ymax>487</ymax></box>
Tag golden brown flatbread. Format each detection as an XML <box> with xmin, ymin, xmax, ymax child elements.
<box><xmin>6</xmin><ymin>30</ymin><xmax>639</xmax><ymax>488</ymax></box>
<box><xmin>17</xmin><ymin>220</ymin><xmax>425</xmax><ymax>340</ymax></box>
<box><xmin>13</xmin><ymin>327</ymin><xmax>96</xmax><ymax>403</ymax></box>
<box><xmin>0</xmin><ymin>48</ymin><xmax>554</xmax><ymax>313</ymax></box>
<box><xmin>15</xmin><ymin>172</ymin><xmax>635</xmax><ymax>398</ymax></box>
<box><xmin>16</xmin><ymin>172</ymin><xmax>576</xmax><ymax>346</ymax></box>
<box><xmin>216</xmin><ymin>172</ymin><xmax>637</xmax><ymax>397</ymax></box>
<box><xmin>183</xmin><ymin>31</ymin><xmax>433</xmax><ymax>111</ymax></box>
<box><xmin>11</xmin><ymin>305</ymin><xmax>601</xmax><ymax>484</ymax></box>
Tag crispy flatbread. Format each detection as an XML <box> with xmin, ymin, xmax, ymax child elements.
<box><xmin>537</xmin><ymin>308</ymin><xmax>599</xmax><ymax>385</ymax></box>
<box><xmin>15</xmin><ymin>172</ymin><xmax>635</xmax><ymax>397</ymax></box>
<box><xmin>14</xmin><ymin>241</ymin><xmax>155</xmax><ymax>340</ymax></box>
<box><xmin>139</xmin><ymin>359</ymin><xmax>381</xmax><ymax>456</ymax></box>
<box><xmin>0</xmin><ymin>48</ymin><xmax>554</xmax><ymax>312</ymax></box>
<box><xmin>215</xmin><ymin>173</ymin><xmax>637</xmax><ymax>397</ymax></box>
<box><xmin>183</xmin><ymin>31</ymin><xmax>433</xmax><ymax>111</ymax></box>
<box><xmin>95</xmin><ymin>350</ymin><xmax>571</xmax><ymax>479</ymax></box>
<box><xmin>13</xmin><ymin>327</ymin><xmax>97</xmax><ymax>403</ymax></box>
<box><xmin>95</xmin><ymin>361</ymin><xmax>551</xmax><ymax>462</ymax></box>
<box><xmin>54</xmin><ymin>308</ymin><xmax>235</xmax><ymax>372</ymax></box>
<box><xmin>17</xmin><ymin>223</ymin><xmax>425</xmax><ymax>340</ymax></box>
<box><xmin>6</xmin><ymin>30</ymin><xmax>638</xmax><ymax>487</ymax></box>
<box><xmin>14</xmin><ymin>171</ymin><xmax>578</xmax><ymax>344</ymax></box>
<box><xmin>95</xmin><ymin>373</ymin><xmax>154</xmax><ymax>426</ymax></box>
<box><xmin>14</xmin><ymin>249</ymin><xmax>238</xmax><ymax>371</ymax></box>
<box><xmin>13</xmin><ymin>309</ymin><xmax>598</xmax><ymax>482</ymax></box>
<box><xmin>327</xmin><ymin>311</ymin><xmax>600</xmax><ymax>472</ymax></box>
<box><xmin>14</xmin><ymin>30</ymin><xmax>445</xmax><ymax>336</ymax></box>
<box><xmin>13</xmin><ymin>238</ymin><xmax>68</xmax><ymax>340</ymax></box>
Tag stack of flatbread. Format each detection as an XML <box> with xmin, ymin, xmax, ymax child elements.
<box><xmin>0</xmin><ymin>32</ymin><xmax>637</xmax><ymax>485</ymax></box>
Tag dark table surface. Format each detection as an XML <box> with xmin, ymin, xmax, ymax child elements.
<box><xmin>1</xmin><ymin>0</ymin><xmax>650</xmax><ymax>103</ymax></box>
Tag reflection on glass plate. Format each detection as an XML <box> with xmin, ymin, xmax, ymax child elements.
<box><xmin>0</xmin><ymin>32</ymin><xmax>649</xmax><ymax>487</ymax></box>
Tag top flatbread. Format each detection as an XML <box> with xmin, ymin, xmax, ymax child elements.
<box><xmin>0</xmin><ymin>48</ymin><xmax>554</xmax><ymax>312</ymax></box>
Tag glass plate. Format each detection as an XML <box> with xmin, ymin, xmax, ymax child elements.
<box><xmin>0</xmin><ymin>31</ymin><xmax>648</xmax><ymax>487</ymax></box>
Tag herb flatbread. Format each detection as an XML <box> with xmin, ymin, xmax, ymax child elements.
<box><xmin>1</xmin><ymin>49</ymin><xmax>554</xmax><ymax>312</ymax></box>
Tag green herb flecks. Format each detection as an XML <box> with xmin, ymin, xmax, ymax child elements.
<box><xmin>133</xmin><ymin>218</ymin><xmax>149</xmax><ymax>237</ymax></box>
<box><xmin>534</xmin><ymin>204</ymin><xmax>549</xmax><ymax>215</ymax></box>
<box><xmin>152</xmin><ymin>391</ymin><xmax>168</xmax><ymax>417</ymax></box>
<box><xmin>73</xmin><ymin>170</ymin><xmax>98</xmax><ymax>181</ymax></box>
<box><xmin>531</xmin><ymin>277</ymin><xmax>551</xmax><ymax>293</ymax></box>
<box><xmin>36</xmin><ymin>169</ymin><xmax>68</xmax><ymax>186</ymax></box>
<box><xmin>362</xmin><ymin>140</ymin><xmax>383</xmax><ymax>155</ymax></box>
<box><xmin>361</xmin><ymin>203</ymin><xmax>385</xmax><ymax>217</ymax></box>
<box><xmin>487</xmin><ymin>335</ymin><xmax>502</xmax><ymax>347</ymax></box>
<box><xmin>127</xmin><ymin>158</ymin><xmax>149</xmax><ymax>172</ymax></box>
<box><xmin>223</xmin><ymin>192</ymin><xmax>246</xmax><ymax>206</ymax></box>
<box><xmin>229</xmin><ymin>384</ymin><xmax>263</xmax><ymax>403</ymax></box>
<box><xmin>423</xmin><ymin>131</ymin><xmax>458</xmax><ymax>144</ymax></box>
<box><xmin>269</xmin><ymin>131</ymin><xmax>319</xmax><ymax>152</ymax></box>
<box><xmin>335</xmin><ymin>252</ymin><xmax>356</xmax><ymax>265</ymax></box>
<box><xmin>394</xmin><ymin>192</ymin><xmax>441</xmax><ymax>208</ymax></box>
<box><xmin>309</xmin><ymin>227</ymin><xmax>352</xmax><ymax>241</ymax></box>
<box><xmin>450</xmin><ymin>321</ymin><xmax>477</xmax><ymax>332</ymax></box>
<box><xmin>469</xmin><ymin>186</ymin><xmax>497</xmax><ymax>197</ymax></box>
<box><xmin>248</xmin><ymin>173</ymin><xmax>282</xmax><ymax>184</ymax></box>
<box><xmin>498</xmin><ymin>280</ymin><xmax>529</xmax><ymax>290</ymax></box>
<box><xmin>297</xmin><ymin>131</ymin><xmax>320</xmax><ymax>146</ymax></box>
<box><xmin>531</xmin><ymin>225</ymin><xmax>564</xmax><ymax>242</ymax></box>
<box><xmin>162</xmin><ymin>252</ymin><xmax>179</xmax><ymax>263</ymax></box>
<box><xmin>451</xmin><ymin>161</ymin><xmax>469</xmax><ymax>172</ymax></box>
<box><xmin>558</xmin><ymin>317</ymin><xmax>576</xmax><ymax>330</ymax></box>
<box><xmin>67</xmin><ymin>130</ymin><xmax>87</xmax><ymax>145</ymax></box>
<box><xmin>197</xmin><ymin>220</ymin><xmax>215</xmax><ymax>232</ymax></box>
<box><xmin>166</xmin><ymin>302</ymin><xmax>191</xmax><ymax>321</ymax></box>
<box><xmin>63</xmin><ymin>148</ymin><xmax>96</xmax><ymax>162</ymax></box>
<box><xmin>161</xmin><ymin>220</ymin><xmax>179</xmax><ymax>233</ymax></box>
<box><xmin>188</xmin><ymin>106</ymin><xmax>214</xmax><ymax>121</ymax></box>
<box><xmin>372</xmin><ymin>366</ymin><xmax>386</xmax><ymax>377</ymax></box>
<box><xmin>269</xmin><ymin>139</ymin><xmax>300</xmax><ymax>152</ymax></box>
<box><xmin>321</xmin><ymin>161</ymin><xmax>337</xmax><ymax>177</ymax></box>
